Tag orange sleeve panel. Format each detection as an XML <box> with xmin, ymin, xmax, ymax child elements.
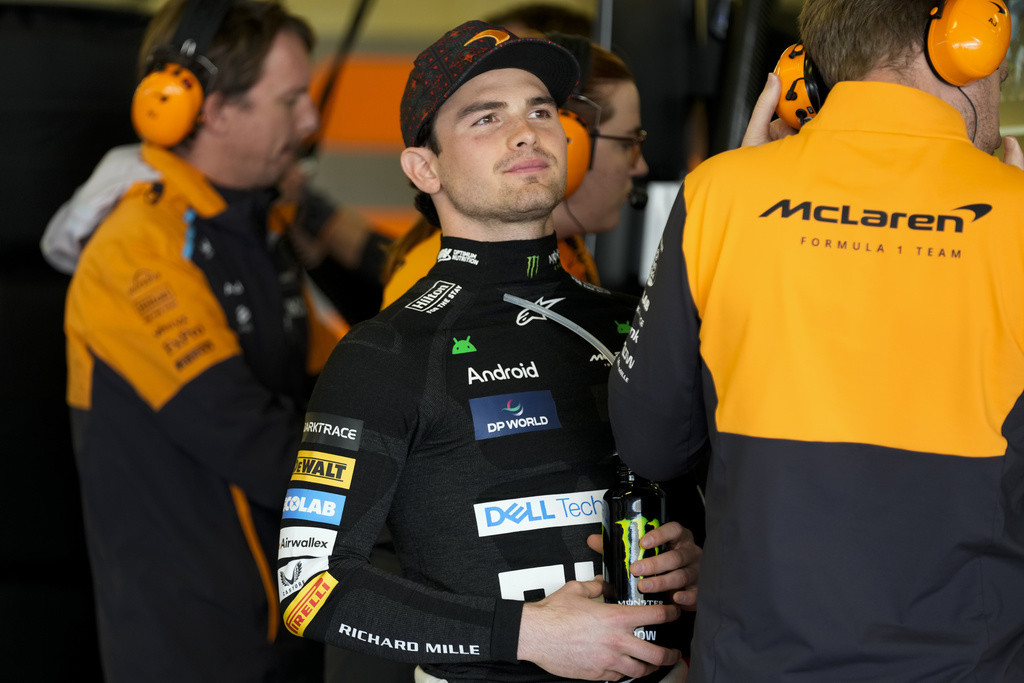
<box><xmin>66</xmin><ymin>185</ymin><xmax>241</xmax><ymax>412</ymax></box>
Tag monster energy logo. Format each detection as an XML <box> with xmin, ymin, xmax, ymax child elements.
<box><xmin>526</xmin><ymin>255</ymin><xmax>539</xmax><ymax>278</ymax></box>
<box><xmin>616</xmin><ymin>516</ymin><xmax>661</xmax><ymax>576</ymax></box>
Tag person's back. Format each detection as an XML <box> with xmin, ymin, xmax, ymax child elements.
<box><xmin>675</xmin><ymin>79</ymin><xmax>1024</xmax><ymax>681</ymax></box>
<box><xmin>609</xmin><ymin>1</ymin><xmax>1024</xmax><ymax>680</ymax></box>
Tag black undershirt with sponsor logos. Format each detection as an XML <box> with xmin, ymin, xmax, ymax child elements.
<box><xmin>277</xmin><ymin>234</ymin><xmax>667</xmax><ymax>682</ymax></box>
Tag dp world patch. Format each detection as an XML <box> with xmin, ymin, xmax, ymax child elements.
<box><xmin>469</xmin><ymin>390</ymin><xmax>561</xmax><ymax>440</ymax></box>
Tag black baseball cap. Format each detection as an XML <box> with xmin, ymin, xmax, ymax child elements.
<box><xmin>400</xmin><ymin>20</ymin><xmax>580</xmax><ymax>148</ymax></box>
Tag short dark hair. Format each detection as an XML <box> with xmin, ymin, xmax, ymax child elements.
<box><xmin>138</xmin><ymin>0</ymin><xmax>314</xmax><ymax>101</ymax></box>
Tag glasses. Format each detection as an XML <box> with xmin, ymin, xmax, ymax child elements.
<box><xmin>593</xmin><ymin>129</ymin><xmax>647</xmax><ymax>165</ymax></box>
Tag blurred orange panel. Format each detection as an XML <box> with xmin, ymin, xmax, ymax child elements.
<box><xmin>360</xmin><ymin>206</ymin><xmax>421</xmax><ymax>239</ymax></box>
<box><xmin>312</xmin><ymin>55</ymin><xmax>414</xmax><ymax>151</ymax></box>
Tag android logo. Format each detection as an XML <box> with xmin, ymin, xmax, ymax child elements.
<box><xmin>616</xmin><ymin>321</ymin><xmax>632</xmax><ymax>334</ymax></box>
<box><xmin>451</xmin><ymin>336</ymin><xmax>477</xmax><ymax>355</ymax></box>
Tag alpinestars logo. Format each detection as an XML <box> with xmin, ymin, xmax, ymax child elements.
<box><xmin>759</xmin><ymin>199</ymin><xmax>992</xmax><ymax>233</ymax></box>
<box><xmin>515</xmin><ymin>297</ymin><xmax>565</xmax><ymax>326</ymax></box>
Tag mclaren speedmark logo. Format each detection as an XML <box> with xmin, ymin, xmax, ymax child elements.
<box><xmin>760</xmin><ymin>199</ymin><xmax>992</xmax><ymax>233</ymax></box>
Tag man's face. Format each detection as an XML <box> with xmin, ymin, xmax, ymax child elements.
<box><xmin>216</xmin><ymin>30</ymin><xmax>318</xmax><ymax>188</ymax></box>
<box><xmin>564</xmin><ymin>80</ymin><xmax>649</xmax><ymax>233</ymax></box>
<box><xmin>430</xmin><ymin>68</ymin><xmax>567</xmax><ymax>229</ymax></box>
<box><xmin>964</xmin><ymin>56</ymin><xmax>1009</xmax><ymax>155</ymax></box>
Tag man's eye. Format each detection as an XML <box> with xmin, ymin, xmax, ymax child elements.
<box><xmin>530</xmin><ymin>109</ymin><xmax>553</xmax><ymax>119</ymax></box>
<box><xmin>474</xmin><ymin>114</ymin><xmax>496</xmax><ymax>125</ymax></box>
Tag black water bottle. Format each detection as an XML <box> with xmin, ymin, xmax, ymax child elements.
<box><xmin>602</xmin><ymin>458</ymin><xmax>670</xmax><ymax>645</ymax></box>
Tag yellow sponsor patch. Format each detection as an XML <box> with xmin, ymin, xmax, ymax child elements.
<box><xmin>283</xmin><ymin>572</ymin><xmax>338</xmax><ymax>636</ymax></box>
<box><xmin>292</xmin><ymin>450</ymin><xmax>356</xmax><ymax>489</ymax></box>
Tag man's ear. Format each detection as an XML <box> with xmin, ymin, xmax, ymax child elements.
<box><xmin>197</xmin><ymin>92</ymin><xmax>229</xmax><ymax>134</ymax></box>
<box><xmin>400</xmin><ymin>147</ymin><xmax>441</xmax><ymax>194</ymax></box>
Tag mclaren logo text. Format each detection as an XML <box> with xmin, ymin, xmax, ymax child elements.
<box><xmin>760</xmin><ymin>199</ymin><xmax>992</xmax><ymax>233</ymax></box>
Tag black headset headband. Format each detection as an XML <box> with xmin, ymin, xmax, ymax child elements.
<box><xmin>169</xmin><ymin>0</ymin><xmax>233</xmax><ymax>60</ymax></box>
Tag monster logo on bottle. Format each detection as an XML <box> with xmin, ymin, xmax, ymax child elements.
<box><xmin>602</xmin><ymin>458</ymin><xmax>670</xmax><ymax>645</ymax></box>
<box><xmin>615</xmin><ymin>515</ymin><xmax>661</xmax><ymax>580</ymax></box>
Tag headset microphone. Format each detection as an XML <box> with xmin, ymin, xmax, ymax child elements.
<box><xmin>628</xmin><ymin>186</ymin><xmax>648</xmax><ymax>210</ymax></box>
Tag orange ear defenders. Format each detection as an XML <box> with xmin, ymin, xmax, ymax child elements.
<box><xmin>773</xmin><ymin>44</ymin><xmax>829</xmax><ymax>129</ymax></box>
<box><xmin>131</xmin><ymin>0</ymin><xmax>233</xmax><ymax>148</ymax></box>
<box><xmin>926</xmin><ymin>0</ymin><xmax>1010</xmax><ymax>87</ymax></box>
<box><xmin>559</xmin><ymin>108</ymin><xmax>592</xmax><ymax>197</ymax></box>
<box><xmin>777</xmin><ymin>1</ymin><xmax>1011</xmax><ymax>128</ymax></box>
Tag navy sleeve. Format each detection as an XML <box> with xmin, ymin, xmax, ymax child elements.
<box><xmin>159</xmin><ymin>356</ymin><xmax>302</xmax><ymax>510</ymax></box>
<box><xmin>608</xmin><ymin>182</ymin><xmax>708</xmax><ymax>482</ymax></box>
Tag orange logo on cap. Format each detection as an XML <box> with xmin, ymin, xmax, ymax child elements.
<box><xmin>465</xmin><ymin>29</ymin><xmax>510</xmax><ymax>47</ymax></box>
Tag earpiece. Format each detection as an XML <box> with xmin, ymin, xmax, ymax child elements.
<box><xmin>131</xmin><ymin>0</ymin><xmax>233</xmax><ymax>147</ymax></box>
<box><xmin>925</xmin><ymin>0</ymin><xmax>1010</xmax><ymax>87</ymax></box>
<box><xmin>773</xmin><ymin>44</ymin><xmax>828</xmax><ymax>129</ymax></box>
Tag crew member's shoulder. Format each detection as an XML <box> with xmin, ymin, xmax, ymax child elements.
<box><xmin>686</xmin><ymin>138</ymin><xmax>782</xmax><ymax>189</ymax></box>
<box><xmin>971</xmin><ymin>146</ymin><xmax>1024</xmax><ymax>191</ymax></box>
<box><xmin>77</xmin><ymin>181</ymin><xmax>196</xmax><ymax>272</ymax></box>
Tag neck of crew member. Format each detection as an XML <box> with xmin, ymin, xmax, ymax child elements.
<box><xmin>858</xmin><ymin>47</ymin><xmax>1005</xmax><ymax>155</ymax></box>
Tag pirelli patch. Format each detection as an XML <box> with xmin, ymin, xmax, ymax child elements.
<box><xmin>284</xmin><ymin>571</ymin><xmax>338</xmax><ymax>636</ymax></box>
